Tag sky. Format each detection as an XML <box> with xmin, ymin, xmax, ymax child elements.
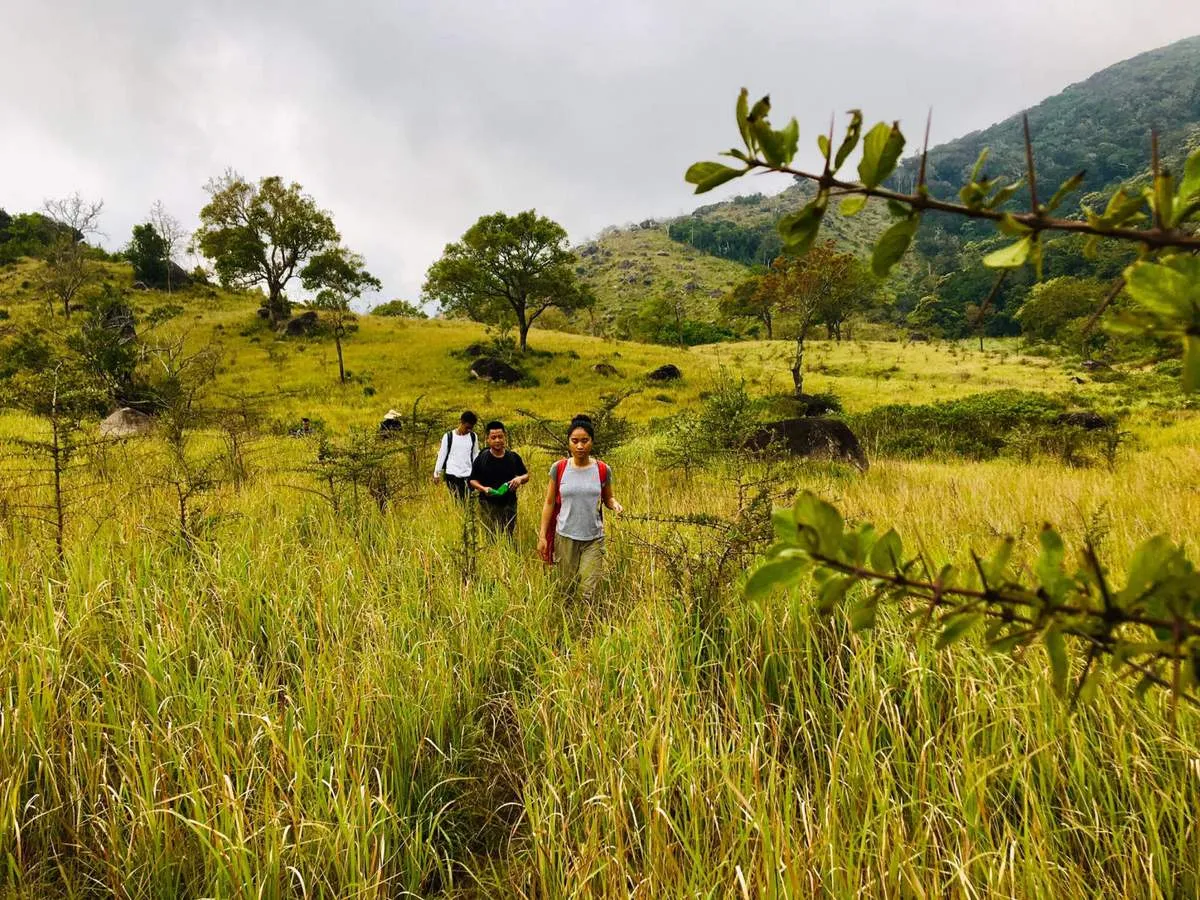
<box><xmin>3</xmin><ymin>0</ymin><xmax>1199</xmax><ymax>306</ymax></box>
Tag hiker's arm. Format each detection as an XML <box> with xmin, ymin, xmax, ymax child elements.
<box><xmin>432</xmin><ymin>434</ymin><xmax>447</xmax><ymax>479</ymax></box>
<box><xmin>509</xmin><ymin>458</ymin><xmax>530</xmax><ymax>489</ymax></box>
<box><xmin>468</xmin><ymin>479</ymin><xmax>489</xmax><ymax>494</ymax></box>
<box><xmin>537</xmin><ymin>477</ymin><xmax>557</xmax><ymax>550</ymax></box>
<box><xmin>602</xmin><ymin>479</ymin><xmax>622</xmax><ymax>514</ymax></box>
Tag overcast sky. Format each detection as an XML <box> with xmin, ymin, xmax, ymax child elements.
<box><xmin>3</xmin><ymin>0</ymin><xmax>1199</xmax><ymax>305</ymax></box>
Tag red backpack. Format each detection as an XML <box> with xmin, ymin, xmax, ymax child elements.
<box><xmin>541</xmin><ymin>458</ymin><xmax>608</xmax><ymax>564</ymax></box>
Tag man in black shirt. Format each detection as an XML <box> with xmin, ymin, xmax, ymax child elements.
<box><xmin>468</xmin><ymin>421</ymin><xmax>529</xmax><ymax>537</ymax></box>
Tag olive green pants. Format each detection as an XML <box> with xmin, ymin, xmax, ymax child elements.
<box><xmin>554</xmin><ymin>534</ymin><xmax>606</xmax><ymax>603</ymax></box>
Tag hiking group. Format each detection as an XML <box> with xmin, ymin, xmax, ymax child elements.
<box><xmin>433</xmin><ymin>411</ymin><xmax>622</xmax><ymax>603</ymax></box>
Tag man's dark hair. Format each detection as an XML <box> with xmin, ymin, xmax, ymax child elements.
<box><xmin>485</xmin><ymin>420</ymin><xmax>505</xmax><ymax>433</ymax></box>
<box><xmin>460</xmin><ymin>410</ymin><xmax>478</xmax><ymax>427</ymax></box>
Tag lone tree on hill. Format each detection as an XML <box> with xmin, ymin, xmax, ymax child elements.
<box><xmin>127</xmin><ymin>223</ymin><xmax>170</xmax><ymax>289</ymax></box>
<box><xmin>38</xmin><ymin>193</ymin><xmax>104</xmax><ymax>317</ymax></box>
<box><xmin>195</xmin><ymin>172</ymin><xmax>348</xmax><ymax>325</ymax></box>
<box><xmin>302</xmin><ymin>247</ymin><xmax>381</xmax><ymax>384</ymax></box>
<box><xmin>422</xmin><ymin>210</ymin><xmax>594</xmax><ymax>352</ymax></box>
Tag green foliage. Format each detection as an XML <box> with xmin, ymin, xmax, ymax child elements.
<box><xmin>667</xmin><ymin>217</ymin><xmax>781</xmax><ymax>266</ymax></box>
<box><xmin>848</xmin><ymin>390</ymin><xmax>1102</xmax><ymax>460</ymax></box>
<box><xmin>126</xmin><ymin>222</ymin><xmax>169</xmax><ymax>289</ymax></box>
<box><xmin>423</xmin><ymin>210</ymin><xmax>593</xmax><ymax>351</ymax></box>
<box><xmin>690</xmin><ymin>82</ymin><xmax>1200</xmax><ymax>391</ymax></box>
<box><xmin>1017</xmin><ymin>276</ymin><xmax>1108</xmax><ymax>345</ymax></box>
<box><xmin>0</xmin><ymin>210</ymin><xmax>75</xmax><ymax>263</ymax></box>
<box><xmin>748</xmin><ymin>490</ymin><xmax>1200</xmax><ymax>711</ymax></box>
<box><xmin>369</xmin><ymin>298</ymin><xmax>427</xmax><ymax>318</ymax></box>
<box><xmin>196</xmin><ymin>171</ymin><xmax>343</xmax><ymax>324</ymax></box>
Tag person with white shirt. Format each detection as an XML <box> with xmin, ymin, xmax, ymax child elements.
<box><xmin>433</xmin><ymin>411</ymin><xmax>480</xmax><ymax>501</ymax></box>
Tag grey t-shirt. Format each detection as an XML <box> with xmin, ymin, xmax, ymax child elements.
<box><xmin>552</xmin><ymin>460</ymin><xmax>611</xmax><ymax>541</ymax></box>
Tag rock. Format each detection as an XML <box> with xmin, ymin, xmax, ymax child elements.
<box><xmin>618</xmin><ymin>259</ymin><xmax>635</xmax><ymax>270</ymax></box>
<box><xmin>256</xmin><ymin>307</ymin><xmax>271</xmax><ymax>319</ymax></box>
<box><xmin>647</xmin><ymin>364</ymin><xmax>682</xmax><ymax>381</ymax></box>
<box><xmin>1056</xmin><ymin>411</ymin><xmax>1112</xmax><ymax>430</ymax></box>
<box><xmin>463</xmin><ymin>342</ymin><xmax>487</xmax><ymax>357</ymax></box>
<box><xmin>100</xmin><ymin>407</ymin><xmax>153</xmax><ymax>439</ymax></box>
<box><xmin>470</xmin><ymin>356</ymin><xmax>522</xmax><ymax>384</ymax></box>
<box><xmin>642</xmin><ymin>278</ymin><xmax>653</xmax><ymax>286</ymax></box>
<box><xmin>1081</xmin><ymin>359</ymin><xmax>1111</xmax><ymax>371</ymax></box>
<box><xmin>281</xmin><ymin>310</ymin><xmax>319</xmax><ymax>336</ymax></box>
<box><xmin>1069</xmin><ymin>375</ymin><xmax>1087</xmax><ymax>384</ymax></box>
<box><xmin>907</xmin><ymin>332</ymin><xmax>930</xmax><ymax>343</ymax></box>
<box><xmin>708</xmin><ymin>289</ymin><xmax>723</xmax><ymax>298</ymax></box>
<box><xmin>743</xmin><ymin>418</ymin><xmax>869</xmax><ymax>471</ymax></box>
<box><xmin>656</xmin><ymin>250</ymin><xmax>670</xmax><ymax>256</ymax></box>
<box><xmin>683</xmin><ymin>281</ymin><xmax>700</xmax><ymax>292</ymax></box>
<box><xmin>579</xmin><ymin>244</ymin><xmax>599</xmax><ymax>257</ymax></box>
<box><xmin>592</xmin><ymin>363</ymin><xmax>620</xmax><ymax>377</ymax></box>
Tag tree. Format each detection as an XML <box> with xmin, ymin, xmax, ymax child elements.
<box><xmin>195</xmin><ymin>172</ymin><xmax>341</xmax><ymax>325</ymax></box>
<box><xmin>370</xmin><ymin>299</ymin><xmax>427</xmax><ymax>318</ymax></box>
<box><xmin>38</xmin><ymin>193</ymin><xmax>104</xmax><ymax>317</ymax></box>
<box><xmin>302</xmin><ymin>248</ymin><xmax>381</xmax><ymax>384</ymax></box>
<box><xmin>422</xmin><ymin>210</ymin><xmax>594</xmax><ymax>352</ymax></box>
<box><xmin>127</xmin><ymin>223</ymin><xmax>169</xmax><ymax>289</ymax></box>
<box><xmin>720</xmin><ymin>269</ymin><xmax>774</xmax><ymax>338</ymax></box>
<box><xmin>760</xmin><ymin>244</ymin><xmax>868</xmax><ymax>395</ymax></box>
<box><xmin>148</xmin><ymin>200</ymin><xmax>188</xmax><ymax>293</ymax></box>
<box><xmin>1016</xmin><ymin>276</ymin><xmax>1106</xmax><ymax>347</ymax></box>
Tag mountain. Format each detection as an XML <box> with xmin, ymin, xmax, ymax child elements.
<box><xmin>896</xmin><ymin>35</ymin><xmax>1200</xmax><ymax>230</ymax></box>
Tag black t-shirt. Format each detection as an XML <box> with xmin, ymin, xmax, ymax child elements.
<box><xmin>470</xmin><ymin>450</ymin><xmax>528</xmax><ymax>506</ymax></box>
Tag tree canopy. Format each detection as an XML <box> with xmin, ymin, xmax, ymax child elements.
<box><xmin>195</xmin><ymin>172</ymin><xmax>344</xmax><ymax>324</ymax></box>
<box><xmin>422</xmin><ymin>210</ymin><xmax>593</xmax><ymax>351</ymax></box>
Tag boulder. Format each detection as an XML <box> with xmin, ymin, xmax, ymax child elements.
<box><xmin>744</xmin><ymin>418</ymin><xmax>869</xmax><ymax>471</ymax></box>
<box><xmin>1056</xmin><ymin>411</ymin><xmax>1112</xmax><ymax>430</ymax></box>
<box><xmin>100</xmin><ymin>407</ymin><xmax>153</xmax><ymax>439</ymax></box>
<box><xmin>907</xmin><ymin>332</ymin><xmax>930</xmax><ymax>343</ymax></box>
<box><xmin>592</xmin><ymin>363</ymin><xmax>620</xmax><ymax>377</ymax></box>
<box><xmin>647</xmin><ymin>364</ymin><xmax>682</xmax><ymax>382</ymax></box>
<box><xmin>470</xmin><ymin>356</ymin><xmax>522</xmax><ymax>384</ymax></box>
<box><xmin>1081</xmin><ymin>359</ymin><xmax>1111</xmax><ymax>371</ymax></box>
<box><xmin>281</xmin><ymin>309</ymin><xmax>319</xmax><ymax>336</ymax></box>
<box><xmin>256</xmin><ymin>306</ymin><xmax>271</xmax><ymax>319</ymax></box>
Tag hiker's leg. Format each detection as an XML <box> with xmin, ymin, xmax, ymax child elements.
<box><xmin>445</xmin><ymin>475</ymin><xmax>467</xmax><ymax>501</ymax></box>
<box><xmin>499</xmin><ymin>505</ymin><xmax>517</xmax><ymax>538</ymax></box>
<box><xmin>555</xmin><ymin>534</ymin><xmax>581</xmax><ymax>595</ymax></box>
<box><xmin>576</xmin><ymin>536</ymin><xmax>606</xmax><ymax>604</ymax></box>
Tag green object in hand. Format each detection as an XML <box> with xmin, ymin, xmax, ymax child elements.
<box><xmin>489</xmin><ymin>483</ymin><xmax>510</xmax><ymax>496</ymax></box>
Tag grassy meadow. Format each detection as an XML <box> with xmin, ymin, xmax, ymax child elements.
<box><xmin>1</xmin><ymin>288</ymin><xmax>1199</xmax><ymax>897</ymax></box>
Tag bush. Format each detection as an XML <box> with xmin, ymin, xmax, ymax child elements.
<box><xmin>370</xmin><ymin>299</ymin><xmax>427</xmax><ymax>318</ymax></box>
<box><xmin>849</xmin><ymin>390</ymin><xmax>1076</xmax><ymax>460</ymax></box>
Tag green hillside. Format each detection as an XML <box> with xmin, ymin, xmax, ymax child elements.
<box><xmin>896</xmin><ymin>34</ymin><xmax>1200</xmax><ymax>233</ymax></box>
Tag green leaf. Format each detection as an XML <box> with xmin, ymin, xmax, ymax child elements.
<box><xmin>735</xmin><ymin>88</ymin><xmax>752</xmax><ymax>152</ymax></box>
<box><xmin>983</xmin><ymin>537</ymin><xmax>1014</xmax><ymax>586</ymax></box>
<box><xmin>817</xmin><ymin>134</ymin><xmax>831</xmax><ymax>160</ymax></box>
<box><xmin>982</xmin><ymin>237</ymin><xmax>1032</xmax><ymax>269</ymax></box>
<box><xmin>816</xmin><ymin>576</ymin><xmax>853</xmax><ymax>615</ymax></box>
<box><xmin>869</xmin><ymin>529</ymin><xmax>903</xmax><ymax>572</ymax></box>
<box><xmin>834</xmin><ymin>110</ymin><xmax>863</xmax><ymax>172</ymax></box>
<box><xmin>1044</xmin><ymin>171</ymin><xmax>1086</xmax><ymax>214</ymax></box>
<box><xmin>936</xmin><ymin>613</ymin><xmax>983</xmax><ymax>649</ymax></box>
<box><xmin>840</xmin><ymin>196</ymin><xmax>867</xmax><ymax>216</ymax></box>
<box><xmin>793</xmin><ymin>491</ymin><xmax>843</xmax><ymax>555</ymax></box>
<box><xmin>772</xmin><ymin>507</ymin><xmax>800</xmax><ymax>544</ymax></box>
<box><xmin>996</xmin><ymin>213</ymin><xmax>1032</xmax><ymax>237</ymax></box>
<box><xmin>985</xmin><ymin>182</ymin><xmax>1022</xmax><ymax>210</ymax></box>
<box><xmin>969</xmin><ymin>148</ymin><xmax>990</xmax><ymax>183</ymax></box>
<box><xmin>685</xmin><ymin>161</ymin><xmax>746</xmax><ymax>194</ymax></box>
<box><xmin>1044</xmin><ymin>628</ymin><xmax>1069</xmax><ymax>696</ymax></box>
<box><xmin>848</xmin><ymin>592</ymin><xmax>878</xmax><ymax>630</ymax></box>
<box><xmin>1179</xmin><ymin>147</ymin><xmax>1200</xmax><ymax>203</ymax></box>
<box><xmin>1124</xmin><ymin>256</ymin><xmax>1200</xmax><ymax>321</ymax></box>
<box><xmin>858</xmin><ymin>121</ymin><xmax>906</xmax><ymax>189</ymax></box>
<box><xmin>744</xmin><ymin>558</ymin><xmax>804</xmax><ymax>599</ymax></box>
<box><xmin>872</xmin><ymin>215</ymin><xmax>919</xmax><ymax>277</ymax></box>
<box><xmin>753</xmin><ymin>119</ymin><xmax>785</xmax><ymax>166</ymax></box>
<box><xmin>1035</xmin><ymin>527</ymin><xmax>1069</xmax><ymax>602</ymax></box>
<box><xmin>886</xmin><ymin>199</ymin><xmax>911</xmax><ymax>219</ymax></box>
<box><xmin>777</xmin><ymin>194</ymin><xmax>828</xmax><ymax>253</ymax></box>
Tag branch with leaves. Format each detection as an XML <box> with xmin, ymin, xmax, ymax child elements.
<box><xmin>747</xmin><ymin>492</ymin><xmax>1200</xmax><ymax>717</ymax></box>
<box><xmin>688</xmin><ymin>90</ymin><xmax>1200</xmax><ymax>390</ymax></box>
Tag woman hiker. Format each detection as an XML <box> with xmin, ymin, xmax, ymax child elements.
<box><xmin>538</xmin><ymin>414</ymin><xmax>623</xmax><ymax>603</ymax></box>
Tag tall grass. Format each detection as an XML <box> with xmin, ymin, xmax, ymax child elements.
<box><xmin>2</xmin><ymin>417</ymin><xmax>1197</xmax><ymax>897</ymax></box>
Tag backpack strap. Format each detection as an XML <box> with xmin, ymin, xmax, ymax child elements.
<box><xmin>597</xmin><ymin>460</ymin><xmax>608</xmax><ymax>487</ymax></box>
<box><xmin>438</xmin><ymin>429</ymin><xmax>453</xmax><ymax>473</ymax></box>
